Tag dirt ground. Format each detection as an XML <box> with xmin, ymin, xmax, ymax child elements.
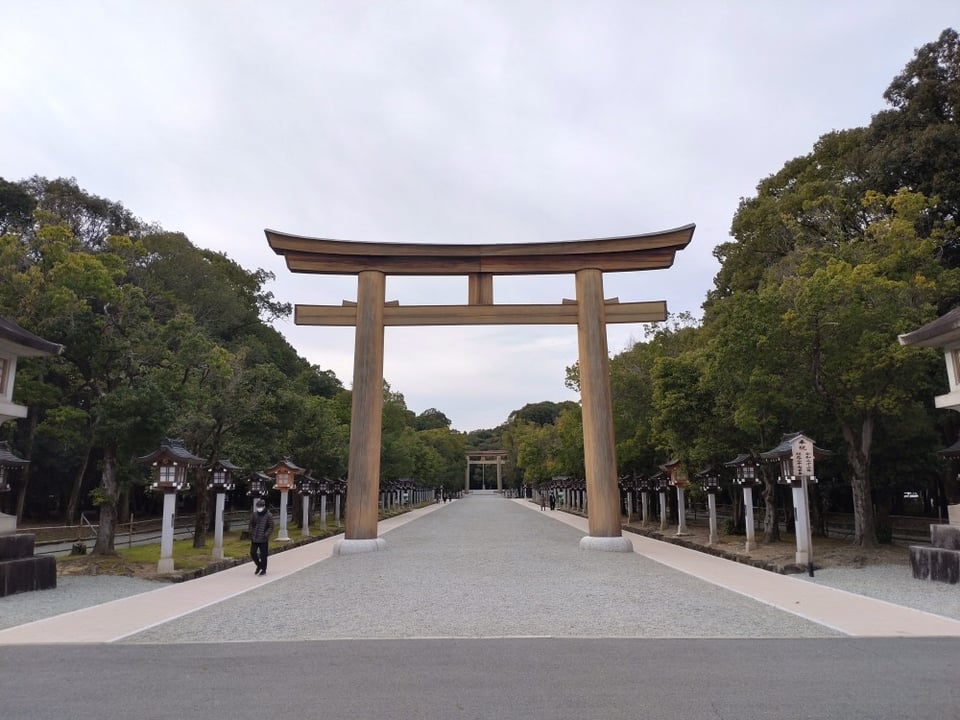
<box><xmin>57</xmin><ymin>554</ymin><xmax>173</xmax><ymax>580</ymax></box>
<box><xmin>624</xmin><ymin>516</ymin><xmax>912</xmax><ymax>573</ymax></box>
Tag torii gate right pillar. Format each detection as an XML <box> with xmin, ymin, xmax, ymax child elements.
<box><xmin>576</xmin><ymin>269</ymin><xmax>632</xmax><ymax>552</ymax></box>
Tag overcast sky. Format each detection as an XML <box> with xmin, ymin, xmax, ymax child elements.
<box><xmin>2</xmin><ymin>2</ymin><xmax>956</xmax><ymax>431</ymax></box>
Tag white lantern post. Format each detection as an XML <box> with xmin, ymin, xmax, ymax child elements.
<box><xmin>207</xmin><ymin>460</ymin><xmax>238</xmax><ymax>560</ymax></box>
<box><xmin>139</xmin><ymin>439</ymin><xmax>204</xmax><ymax>574</ymax></box>
<box><xmin>656</xmin><ymin>474</ymin><xmax>670</xmax><ymax>531</ymax></box>
<box><xmin>699</xmin><ymin>470</ymin><xmax>721</xmax><ymax>545</ymax></box>
<box><xmin>762</xmin><ymin>433</ymin><xmax>823</xmax><ymax>576</ymax></box>
<box><xmin>662</xmin><ymin>460</ymin><xmax>690</xmax><ymax>536</ymax></box>
<box><xmin>265</xmin><ymin>458</ymin><xmax>303</xmax><ymax>543</ymax></box>
<box><xmin>298</xmin><ymin>474</ymin><xmax>320</xmax><ymax>538</ymax></box>
<box><xmin>638</xmin><ymin>476</ymin><xmax>651</xmax><ymax>527</ymax></box>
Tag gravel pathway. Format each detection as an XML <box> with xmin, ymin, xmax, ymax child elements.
<box><xmin>2</xmin><ymin>494</ymin><xmax>957</xmax><ymax>640</ymax></box>
<box><xmin>127</xmin><ymin>496</ymin><xmax>833</xmax><ymax>642</ymax></box>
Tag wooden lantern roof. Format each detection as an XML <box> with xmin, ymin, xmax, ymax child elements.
<box><xmin>264</xmin><ymin>457</ymin><xmax>305</xmax><ymax>476</ymax></box>
<box><xmin>0</xmin><ymin>441</ymin><xmax>29</xmax><ymax>468</ymax></box>
<box><xmin>137</xmin><ymin>438</ymin><xmax>205</xmax><ymax>466</ymax></box>
<box><xmin>759</xmin><ymin>432</ymin><xmax>831</xmax><ymax>461</ymax></box>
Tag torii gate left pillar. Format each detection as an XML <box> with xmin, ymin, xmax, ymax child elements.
<box><xmin>266</xmin><ymin>224</ymin><xmax>694</xmax><ymax>555</ymax></box>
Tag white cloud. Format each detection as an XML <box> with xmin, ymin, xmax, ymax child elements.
<box><xmin>2</xmin><ymin>0</ymin><xmax>956</xmax><ymax>429</ymax></box>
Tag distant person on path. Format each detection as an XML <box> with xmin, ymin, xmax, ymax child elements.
<box><xmin>540</xmin><ymin>493</ymin><xmax>547</xmax><ymax>510</ymax></box>
<box><xmin>249</xmin><ymin>498</ymin><xmax>274</xmax><ymax>576</ymax></box>
<box><xmin>549</xmin><ymin>493</ymin><xmax>556</xmax><ymax>511</ymax></box>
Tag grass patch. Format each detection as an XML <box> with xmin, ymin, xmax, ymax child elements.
<box><xmin>117</xmin><ymin>531</ymin><xmax>252</xmax><ymax>570</ymax></box>
<box><xmin>56</xmin><ymin>502</ymin><xmax>431</xmax><ymax>578</ymax></box>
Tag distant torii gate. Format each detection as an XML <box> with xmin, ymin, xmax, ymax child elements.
<box><xmin>465</xmin><ymin>450</ymin><xmax>507</xmax><ymax>492</ymax></box>
<box><xmin>267</xmin><ymin>224</ymin><xmax>694</xmax><ymax>554</ymax></box>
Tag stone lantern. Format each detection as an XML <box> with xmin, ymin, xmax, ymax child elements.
<box><xmin>330</xmin><ymin>477</ymin><xmax>346</xmax><ymax>527</ymax></box>
<box><xmin>725</xmin><ymin>453</ymin><xmax>759</xmax><ymax>552</ymax></box>
<box><xmin>264</xmin><ymin>457</ymin><xmax>303</xmax><ymax>542</ymax></box>
<box><xmin>661</xmin><ymin>459</ymin><xmax>690</xmax><ymax>536</ymax></box>
<box><xmin>697</xmin><ymin>469</ymin><xmax>721</xmax><ymax>545</ymax></box>
<box><xmin>0</xmin><ymin>317</ymin><xmax>62</xmax><ymax>534</ymax></box>
<box><xmin>0</xmin><ymin>441</ymin><xmax>55</xmax><ymax>596</ymax></box>
<box><xmin>298</xmin><ymin>473</ymin><xmax>321</xmax><ymax>538</ymax></box>
<box><xmin>761</xmin><ymin>432</ymin><xmax>826</xmax><ymax>573</ymax></box>
<box><xmin>313</xmin><ymin>476</ymin><xmax>330</xmax><ymax>530</ymax></box>
<box><xmin>207</xmin><ymin>460</ymin><xmax>239</xmax><ymax>560</ymax></box>
<box><xmin>636</xmin><ymin>476</ymin><xmax>652</xmax><ymax>527</ymax></box>
<box><xmin>0</xmin><ymin>442</ymin><xmax>29</xmax><ymax>517</ymax></box>
<box><xmin>138</xmin><ymin>438</ymin><xmax>205</xmax><ymax>573</ymax></box>
<box><xmin>618</xmin><ymin>475</ymin><xmax>637</xmax><ymax>522</ymax></box>
<box><xmin>247</xmin><ymin>471</ymin><xmax>271</xmax><ymax>505</ymax></box>
<box><xmin>652</xmin><ymin>472</ymin><xmax>670</xmax><ymax>531</ymax></box>
<box><xmin>900</xmin><ymin>310</ymin><xmax>960</xmax><ymax>581</ymax></box>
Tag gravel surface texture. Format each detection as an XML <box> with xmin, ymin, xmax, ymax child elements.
<box><xmin>2</xmin><ymin>494</ymin><xmax>957</xmax><ymax>639</ymax></box>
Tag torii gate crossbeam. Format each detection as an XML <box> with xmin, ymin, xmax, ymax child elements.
<box><xmin>266</xmin><ymin>225</ymin><xmax>694</xmax><ymax>554</ymax></box>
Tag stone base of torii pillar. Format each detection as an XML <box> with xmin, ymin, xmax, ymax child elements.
<box><xmin>334</xmin><ymin>538</ymin><xmax>387</xmax><ymax>555</ymax></box>
<box><xmin>579</xmin><ymin>535</ymin><xmax>633</xmax><ymax>552</ymax></box>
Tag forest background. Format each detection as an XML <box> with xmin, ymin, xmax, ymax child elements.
<box><xmin>2</xmin><ymin>29</ymin><xmax>960</xmax><ymax>554</ymax></box>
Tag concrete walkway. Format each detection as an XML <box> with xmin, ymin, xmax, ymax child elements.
<box><xmin>2</xmin><ymin>495</ymin><xmax>959</xmax><ymax>645</ymax></box>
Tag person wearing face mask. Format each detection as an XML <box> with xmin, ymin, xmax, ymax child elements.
<box><xmin>248</xmin><ymin>498</ymin><xmax>274</xmax><ymax>576</ymax></box>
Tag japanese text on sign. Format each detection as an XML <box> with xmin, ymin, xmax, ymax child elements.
<box><xmin>791</xmin><ymin>436</ymin><xmax>815</xmax><ymax>478</ymax></box>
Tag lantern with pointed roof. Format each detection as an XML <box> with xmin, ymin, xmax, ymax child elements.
<box><xmin>652</xmin><ymin>471</ymin><xmax>669</xmax><ymax>493</ymax></box>
<box><xmin>660</xmin><ymin>458</ymin><xmax>690</xmax><ymax>535</ymax></box>
<box><xmin>695</xmin><ymin>468</ymin><xmax>722</xmax><ymax>545</ymax></box>
<box><xmin>264</xmin><ymin>457</ymin><xmax>303</xmax><ymax>542</ymax></box>
<box><xmin>0</xmin><ymin>441</ymin><xmax>29</xmax><ymax>494</ymax></box>
<box><xmin>247</xmin><ymin>471</ymin><xmax>271</xmax><ymax>499</ymax></box>
<box><xmin>137</xmin><ymin>439</ymin><xmax>204</xmax><ymax>574</ymax></box>
<box><xmin>661</xmin><ymin>458</ymin><xmax>689</xmax><ymax>489</ymax></box>
<box><xmin>298</xmin><ymin>472</ymin><xmax>322</xmax><ymax>497</ymax></box>
<box><xmin>207</xmin><ymin>459</ymin><xmax>239</xmax><ymax>493</ymax></box>
<box><xmin>760</xmin><ymin>432</ymin><xmax>828</xmax><ymax>569</ymax></box>
<box><xmin>265</xmin><ymin>457</ymin><xmax>303</xmax><ymax>492</ymax></box>
<box><xmin>725</xmin><ymin>453</ymin><xmax>759</xmax><ymax>488</ymax></box>
<box><xmin>760</xmin><ymin>432</ymin><xmax>829</xmax><ymax>487</ymax></box>
<box><xmin>138</xmin><ymin>438</ymin><xmax>205</xmax><ymax>493</ymax></box>
<box><xmin>697</xmin><ymin>468</ymin><xmax>721</xmax><ymax>494</ymax></box>
<box><xmin>724</xmin><ymin>452</ymin><xmax>761</xmax><ymax>552</ymax></box>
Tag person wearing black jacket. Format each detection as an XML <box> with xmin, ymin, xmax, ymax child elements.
<box><xmin>248</xmin><ymin>498</ymin><xmax>274</xmax><ymax>576</ymax></box>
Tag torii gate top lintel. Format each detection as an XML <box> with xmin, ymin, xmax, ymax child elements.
<box><xmin>266</xmin><ymin>224</ymin><xmax>695</xmax><ymax>327</ymax></box>
<box><xmin>266</xmin><ymin>224</ymin><xmax>694</xmax><ymax>277</ymax></box>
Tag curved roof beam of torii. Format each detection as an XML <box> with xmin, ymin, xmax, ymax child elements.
<box><xmin>265</xmin><ymin>224</ymin><xmax>695</xmax><ymax>276</ymax></box>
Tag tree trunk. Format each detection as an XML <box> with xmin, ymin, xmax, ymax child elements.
<box><xmin>66</xmin><ymin>441</ymin><xmax>93</xmax><ymax>524</ymax></box>
<box><xmin>92</xmin><ymin>444</ymin><xmax>119</xmax><ymax>555</ymax></box>
<box><xmin>840</xmin><ymin>416</ymin><xmax>879</xmax><ymax>548</ymax></box>
<box><xmin>193</xmin><ymin>469</ymin><xmax>208</xmax><ymax>549</ymax></box>
<box><xmin>118</xmin><ymin>485</ymin><xmax>130</xmax><ymax>524</ymax></box>
<box><xmin>14</xmin><ymin>410</ymin><xmax>39</xmax><ymax>523</ymax></box>
<box><xmin>761</xmin><ymin>473</ymin><xmax>780</xmax><ymax>542</ymax></box>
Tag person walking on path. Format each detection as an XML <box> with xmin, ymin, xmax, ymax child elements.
<box><xmin>549</xmin><ymin>493</ymin><xmax>556</xmax><ymax>511</ymax></box>
<box><xmin>540</xmin><ymin>493</ymin><xmax>546</xmax><ymax>510</ymax></box>
<box><xmin>249</xmin><ymin>498</ymin><xmax>274</xmax><ymax>576</ymax></box>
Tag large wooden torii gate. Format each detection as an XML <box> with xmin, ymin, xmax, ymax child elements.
<box><xmin>267</xmin><ymin>224</ymin><xmax>694</xmax><ymax>554</ymax></box>
<box><xmin>465</xmin><ymin>450</ymin><xmax>507</xmax><ymax>492</ymax></box>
